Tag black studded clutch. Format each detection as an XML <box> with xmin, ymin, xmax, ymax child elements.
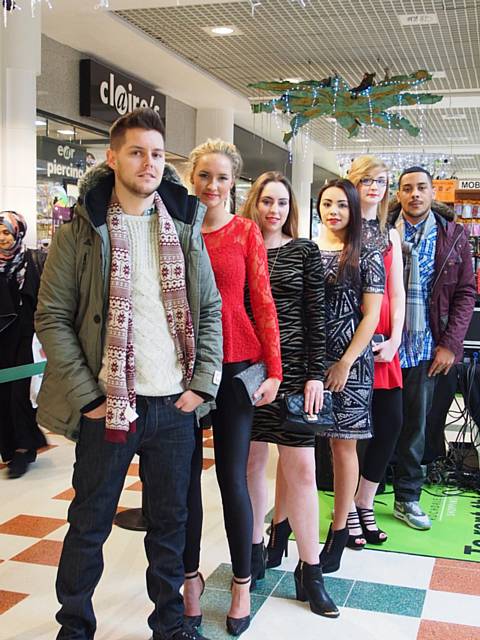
<box><xmin>282</xmin><ymin>390</ymin><xmax>334</xmax><ymax>434</ymax></box>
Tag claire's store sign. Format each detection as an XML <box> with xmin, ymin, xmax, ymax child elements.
<box><xmin>37</xmin><ymin>137</ymin><xmax>86</xmax><ymax>182</ymax></box>
<box><xmin>80</xmin><ymin>59</ymin><xmax>166</xmax><ymax>125</ymax></box>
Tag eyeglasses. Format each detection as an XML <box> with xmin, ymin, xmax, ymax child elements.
<box><xmin>359</xmin><ymin>177</ymin><xmax>388</xmax><ymax>187</ymax></box>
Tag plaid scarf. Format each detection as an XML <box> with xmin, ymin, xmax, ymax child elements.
<box><xmin>105</xmin><ymin>192</ymin><xmax>196</xmax><ymax>443</ymax></box>
<box><xmin>395</xmin><ymin>210</ymin><xmax>436</xmax><ymax>354</ymax></box>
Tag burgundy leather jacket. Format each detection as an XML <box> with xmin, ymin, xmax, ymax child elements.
<box><xmin>390</xmin><ymin>207</ymin><xmax>476</xmax><ymax>363</ymax></box>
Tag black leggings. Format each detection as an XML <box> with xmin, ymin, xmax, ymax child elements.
<box><xmin>184</xmin><ymin>362</ymin><xmax>254</xmax><ymax>578</ymax></box>
<box><xmin>362</xmin><ymin>387</ymin><xmax>403</xmax><ymax>483</ymax></box>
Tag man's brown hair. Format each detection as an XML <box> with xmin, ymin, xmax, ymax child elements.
<box><xmin>109</xmin><ymin>108</ymin><xmax>165</xmax><ymax>149</ymax></box>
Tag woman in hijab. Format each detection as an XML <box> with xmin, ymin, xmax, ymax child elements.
<box><xmin>0</xmin><ymin>211</ymin><xmax>47</xmax><ymax>478</ymax></box>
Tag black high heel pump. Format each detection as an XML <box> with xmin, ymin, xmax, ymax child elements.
<box><xmin>183</xmin><ymin>572</ymin><xmax>205</xmax><ymax>630</ymax></box>
<box><xmin>226</xmin><ymin>576</ymin><xmax>251</xmax><ymax>636</ymax></box>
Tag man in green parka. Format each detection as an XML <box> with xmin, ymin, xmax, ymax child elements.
<box><xmin>35</xmin><ymin>108</ymin><xmax>222</xmax><ymax>640</ymax></box>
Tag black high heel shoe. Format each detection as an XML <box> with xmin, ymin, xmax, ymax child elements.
<box><xmin>250</xmin><ymin>541</ymin><xmax>266</xmax><ymax>591</ymax></box>
<box><xmin>346</xmin><ymin>510</ymin><xmax>366</xmax><ymax>550</ymax></box>
<box><xmin>266</xmin><ymin>518</ymin><xmax>291</xmax><ymax>568</ymax></box>
<box><xmin>183</xmin><ymin>572</ymin><xmax>205</xmax><ymax>630</ymax></box>
<box><xmin>294</xmin><ymin>560</ymin><xmax>339</xmax><ymax>618</ymax></box>
<box><xmin>357</xmin><ymin>507</ymin><xmax>388</xmax><ymax>544</ymax></box>
<box><xmin>319</xmin><ymin>524</ymin><xmax>349</xmax><ymax>574</ymax></box>
<box><xmin>226</xmin><ymin>576</ymin><xmax>251</xmax><ymax>636</ymax></box>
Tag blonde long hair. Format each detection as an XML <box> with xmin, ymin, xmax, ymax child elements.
<box><xmin>348</xmin><ymin>155</ymin><xmax>390</xmax><ymax>231</ymax></box>
<box><xmin>241</xmin><ymin>171</ymin><xmax>299</xmax><ymax>239</ymax></box>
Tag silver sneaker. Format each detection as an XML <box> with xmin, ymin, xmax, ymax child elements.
<box><xmin>393</xmin><ymin>500</ymin><xmax>431</xmax><ymax>530</ymax></box>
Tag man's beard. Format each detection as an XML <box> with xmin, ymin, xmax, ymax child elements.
<box><xmin>404</xmin><ymin>204</ymin><xmax>431</xmax><ymax>219</ymax></box>
<box><xmin>117</xmin><ymin>173</ymin><xmax>160</xmax><ymax>199</ymax></box>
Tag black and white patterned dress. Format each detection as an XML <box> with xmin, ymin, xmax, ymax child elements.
<box><xmin>251</xmin><ymin>239</ymin><xmax>325</xmax><ymax>447</ymax></box>
<box><xmin>318</xmin><ymin>246</ymin><xmax>385</xmax><ymax>440</ymax></box>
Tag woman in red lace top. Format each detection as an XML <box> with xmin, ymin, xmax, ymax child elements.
<box><xmin>183</xmin><ymin>138</ymin><xmax>282</xmax><ymax>636</ymax></box>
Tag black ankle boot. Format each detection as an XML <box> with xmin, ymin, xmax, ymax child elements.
<box><xmin>7</xmin><ymin>450</ymin><xmax>37</xmax><ymax>479</ymax></box>
<box><xmin>250</xmin><ymin>541</ymin><xmax>266</xmax><ymax>591</ymax></box>
<box><xmin>294</xmin><ymin>560</ymin><xmax>339</xmax><ymax>618</ymax></box>
<box><xmin>319</xmin><ymin>524</ymin><xmax>348</xmax><ymax>574</ymax></box>
<box><xmin>266</xmin><ymin>518</ymin><xmax>291</xmax><ymax>568</ymax></box>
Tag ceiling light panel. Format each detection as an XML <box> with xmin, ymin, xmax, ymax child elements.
<box><xmin>201</xmin><ymin>25</ymin><xmax>243</xmax><ymax>36</ymax></box>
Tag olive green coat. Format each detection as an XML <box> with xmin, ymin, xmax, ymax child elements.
<box><xmin>35</xmin><ymin>165</ymin><xmax>223</xmax><ymax>441</ymax></box>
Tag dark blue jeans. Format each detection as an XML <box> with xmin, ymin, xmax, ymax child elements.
<box><xmin>394</xmin><ymin>361</ymin><xmax>436</xmax><ymax>501</ymax></box>
<box><xmin>56</xmin><ymin>395</ymin><xmax>195</xmax><ymax>640</ymax></box>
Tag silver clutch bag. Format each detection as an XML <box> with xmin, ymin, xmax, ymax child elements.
<box><xmin>233</xmin><ymin>362</ymin><xmax>267</xmax><ymax>405</ymax></box>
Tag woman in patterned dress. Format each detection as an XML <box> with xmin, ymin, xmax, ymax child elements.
<box><xmin>347</xmin><ymin>156</ymin><xmax>405</xmax><ymax>546</ymax></box>
<box><xmin>183</xmin><ymin>140</ymin><xmax>282</xmax><ymax>636</ymax></box>
<box><xmin>243</xmin><ymin>172</ymin><xmax>338</xmax><ymax>618</ymax></box>
<box><xmin>316</xmin><ymin>179</ymin><xmax>385</xmax><ymax>574</ymax></box>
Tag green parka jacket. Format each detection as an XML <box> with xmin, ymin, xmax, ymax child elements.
<box><xmin>35</xmin><ymin>164</ymin><xmax>223</xmax><ymax>441</ymax></box>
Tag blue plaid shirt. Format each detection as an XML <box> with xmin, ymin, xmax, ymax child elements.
<box><xmin>399</xmin><ymin>215</ymin><xmax>437</xmax><ymax>368</ymax></box>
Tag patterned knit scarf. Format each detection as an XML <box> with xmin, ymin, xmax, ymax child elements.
<box><xmin>395</xmin><ymin>210</ymin><xmax>436</xmax><ymax>354</ymax></box>
<box><xmin>105</xmin><ymin>192</ymin><xmax>196</xmax><ymax>443</ymax></box>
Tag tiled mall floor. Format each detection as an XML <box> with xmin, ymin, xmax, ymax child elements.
<box><xmin>1</xmin><ymin>429</ymin><xmax>479</xmax><ymax>640</ymax></box>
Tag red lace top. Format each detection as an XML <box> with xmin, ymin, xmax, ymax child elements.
<box><xmin>202</xmin><ymin>216</ymin><xmax>282</xmax><ymax>380</ymax></box>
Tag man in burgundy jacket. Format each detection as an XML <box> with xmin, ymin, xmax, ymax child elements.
<box><xmin>389</xmin><ymin>167</ymin><xmax>476</xmax><ymax>529</ymax></box>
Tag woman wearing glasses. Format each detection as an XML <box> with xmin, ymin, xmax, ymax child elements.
<box><xmin>347</xmin><ymin>156</ymin><xmax>405</xmax><ymax>546</ymax></box>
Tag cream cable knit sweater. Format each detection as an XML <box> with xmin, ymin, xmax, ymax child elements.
<box><xmin>98</xmin><ymin>214</ymin><xmax>185</xmax><ymax>397</ymax></box>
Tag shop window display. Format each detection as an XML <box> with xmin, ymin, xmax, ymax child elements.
<box><xmin>35</xmin><ymin>114</ymin><xmax>109</xmax><ymax>249</ymax></box>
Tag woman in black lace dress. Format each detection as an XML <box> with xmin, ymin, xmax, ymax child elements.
<box><xmin>315</xmin><ymin>180</ymin><xmax>384</xmax><ymax>574</ymax></box>
<box><xmin>243</xmin><ymin>172</ymin><xmax>338</xmax><ymax>619</ymax></box>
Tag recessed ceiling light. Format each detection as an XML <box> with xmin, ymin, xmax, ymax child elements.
<box><xmin>432</xmin><ymin>70</ymin><xmax>447</xmax><ymax>79</ymax></box>
<box><xmin>442</xmin><ymin>114</ymin><xmax>466</xmax><ymax>120</ymax></box>
<box><xmin>36</xmin><ymin>119</ymin><xmax>46</xmax><ymax>126</ymax></box>
<box><xmin>202</xmin><ymin>25</ymin><xmax>243</xmax><ymax>37</ymax></box>
<box><xmin>354</xmin><ymin>138</ymin><xmax>371</xmax><ymax>143</ymax></box>
<box><xmin>58</xmin><ymin>129</ymin><xmax>75</xmax><ymax>135</ymax></box>
<box><xmin>397</xmin><ymin>13</ymin><xmax>438</xmax><ymax>27</ymax></box>
<box><xmin>211</xmin><ymin>26</ymin><xmax>234</xmax><ymax>35</ymax></box>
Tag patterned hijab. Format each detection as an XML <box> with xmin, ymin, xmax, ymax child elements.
<box><xmin>0</xmin><ymin>211</ymin><xmax>28</xmax><ymax>287</ymax></box>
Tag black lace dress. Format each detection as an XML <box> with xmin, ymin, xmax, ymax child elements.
<box><xmin>317</xmin><ymin>245</ymin><xmax>385</xmax><ymax>440</ymax></box>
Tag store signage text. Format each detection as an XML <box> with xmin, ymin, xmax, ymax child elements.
<box><xmin>47</xmin><ymin>158</ymin><xmax>85</xmax><ymax>180</ymax></box>
<box><xmin>100</xmin><ymin>73</ymin><xmax>161</xmax><ymax>115</ymax></box>
<box><xmin>80</xmin><ymin>59</ymin><xmax>166</xmax><ymax>125</ymax></box>
<box><xmin>458</xmin><ymin>179</ymin><xmax>480</xmax><ymax>190</ymax></box>
<box><xmin>37</xmin><ymin>137</ymin><xmax>86</xmax><ymax>182</ymax></box>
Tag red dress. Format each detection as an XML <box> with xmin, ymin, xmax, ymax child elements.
<box><xmin>202</xmin><ymin>216</ymin><xmax>282</xmax><ymax>380</ymax></box>
<box><xmin>373</xmin><ymin>245</ymin><xmax>403</xmax><ymax>390</ymax></box>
